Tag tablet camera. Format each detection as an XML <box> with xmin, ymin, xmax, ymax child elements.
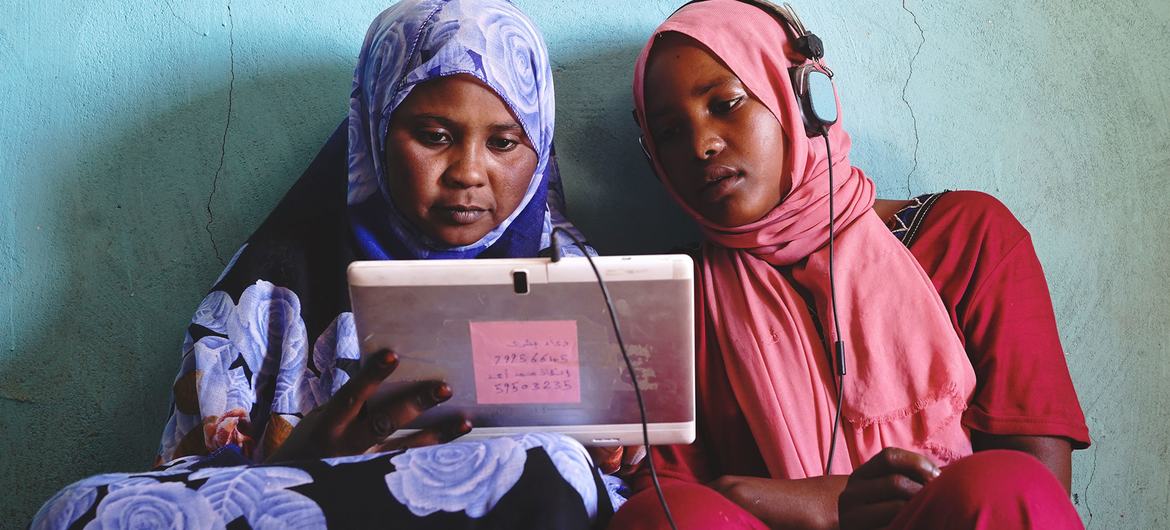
<box><xmin>512</xmin><ymin>270</ymin><xmax>529</xmax><ymax>295</ymax></box>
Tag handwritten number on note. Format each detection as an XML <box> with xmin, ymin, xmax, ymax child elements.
<box><xmin>471</xmin><ymin>321</ymin><xmax>582</xmax><ymax>404</ymax></box>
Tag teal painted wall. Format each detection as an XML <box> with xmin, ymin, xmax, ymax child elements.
<box><xmin>2</xmin><ymin>0</ymin><xmax>1167</xmax><ymax>526</ymax></box>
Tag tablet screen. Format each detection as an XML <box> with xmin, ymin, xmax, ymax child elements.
<box><xmin>353</xmin><ymin>277</ymin><xmax>694</xmax><ymax>431</ymax></box>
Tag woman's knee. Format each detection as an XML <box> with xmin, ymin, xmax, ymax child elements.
<box><xmin>891</xmin><ymin>449</ymin><xmax>1081</xmax><ymax>529</ymax></box>
<box><xmin>608</xmin><ymin>481</ymin><xmax>768</xmax><ymax>530</ymax></box>
<box><xmin>937</xmin><ymin>449</ymin><xmax>1061</xmax><ymax>504</ymax></box>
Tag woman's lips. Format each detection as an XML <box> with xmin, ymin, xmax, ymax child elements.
<box><xmin>698</xmin><ymin>165</ymin><xmax>745</xmax><ymax>202</ymax></box>
<box><xmin>436</xmin><ymin>205</ymin><xmax>489</xmax><ymax>225</ymax></box>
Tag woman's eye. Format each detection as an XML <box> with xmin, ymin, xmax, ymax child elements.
<box><xmin>714</xmin><ymin>96</ymin><xmax>744</xmax><ymax>113</ymax></box>
<box><xmin>488</xmin><ymin>137</ymin><xmax>519</xmax><ymax>151</ymax></box>
<box><xmin>418</xmin><ymin>130</ymin><xmax>451</xmax><ymax>145</ymax></box>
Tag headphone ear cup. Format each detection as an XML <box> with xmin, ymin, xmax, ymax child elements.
<box><xmin>805</xmin><ymin>69</ymin><xmax>838</xmax><ymax>130</ymax></box>
<box><xmin>791</xmin><ymin>64</ymin><xmax>839</xmax><ymax>137</ymax></box>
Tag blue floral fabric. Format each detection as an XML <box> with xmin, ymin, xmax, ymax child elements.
<box><xmin>151</xmin><ymin>0</ymin><xmax>590</xmax><ymax>467</ymax></box>
<box><xmin>33</xmin><ymin>434</ymin><xmax>612</xmax><ymax>529</ymax></box>
<box><xmin>32</xmin><ymin>1</ymin><xmax>608</xmax><ymax>528</ymax></box>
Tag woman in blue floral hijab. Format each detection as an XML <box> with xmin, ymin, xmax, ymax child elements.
<box><xmin>31</xmin><ymin>1</ymin><xmax>612</xmax><ymax>528</ymax></box>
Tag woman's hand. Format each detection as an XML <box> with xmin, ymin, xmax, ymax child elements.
<box><xmin>838</xmin><ymin>447</ymin><xmax>941</xmax><ymax>530</ymax></box>
<box><xmin>586</xmin><ymin>445</ymin><xmax>647</xmax><ymax>475</ymax></box>
<box><xmin>708</xmin><ymin>474</ymin><xmax>848</xmax><ymax>529</ymax></box>
<box><xmin>268</xmin><ymin>349</ymin><xmax>471</xmax><ymax>462</ymax></box>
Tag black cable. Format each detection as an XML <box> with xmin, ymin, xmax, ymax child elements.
<box><xmin>550</xmin><ymin>228</ymin><xmax>678</xmax><ymax>530</ymax></box>
<box><xmin>825</xmin><ymin>370</ymin><xmax>844</xmax><ymax>475</ymax></box>
<box><xmin>823</xmin><ymin>132</ymin><xmax>846</xmax><ymax>476</ymax></box>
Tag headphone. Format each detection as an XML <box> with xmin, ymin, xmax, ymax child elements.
<box><xmin>636</xmin><ymin>0</ymin><xmax>839</xmax><ymax>163</ymax></box>
<box><xmin>636</xmin><ymin>0</ymin><xmax>848</xmax><ymax>477</ymax></box>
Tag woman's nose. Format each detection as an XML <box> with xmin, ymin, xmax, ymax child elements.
<box><xmin>692</xmin><ymin>128</ymin><xmax>725</xmax><ymax>161</ymax></box>
<box><xmin>442</xmin><ymin>145</ymin><xmax>489</xmax><ymax>188</ymax></box>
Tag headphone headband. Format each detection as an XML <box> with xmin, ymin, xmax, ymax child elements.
<box><xmin>673</xmin><ymin>0</ymin><xmax>825</xmax><ymax>62</ymax></box>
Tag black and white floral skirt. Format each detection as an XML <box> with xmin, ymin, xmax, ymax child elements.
<box><xmin>32</xmin><ymin>433</ymin><xmax>623</xmax><ymax>529</ymax></box>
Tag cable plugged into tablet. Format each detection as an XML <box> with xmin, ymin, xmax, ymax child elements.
<box><xmin>549</xmin><ymin>229</ymin><xmax>678</xmax><ymax>530</ymax></box>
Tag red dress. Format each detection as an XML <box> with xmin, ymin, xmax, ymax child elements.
<box><xmin>617</xmin><ymin>191</ymin><xmax>1089</xmax><ymax>529</ymax></box>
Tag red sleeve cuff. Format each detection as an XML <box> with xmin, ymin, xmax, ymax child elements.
<box><xmin>963</xmin><ymin>408</ymin><xmax>1091</xmax><ymax>449</ymax></box>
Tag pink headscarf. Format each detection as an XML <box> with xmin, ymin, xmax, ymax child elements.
<box><xmin>633</xmin><ymin>0</ymin><xmax>976</xmax><ymax>478</ymax></box>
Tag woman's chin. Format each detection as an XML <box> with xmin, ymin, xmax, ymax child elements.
<box><xmin>430</xmin><ymin>226</ymin><xmax>493</xmax><ymax>248</ymax></box>
<box><xmin>695</xmin><ymin>201</ymin><xmax>771</xmax><ymax>229</ymax></box>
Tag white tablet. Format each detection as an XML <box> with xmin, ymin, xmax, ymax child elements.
<box><xmin>347</xmin><ymin>255</ymin><xmax>695</xmax><ymax>447</ymax></box>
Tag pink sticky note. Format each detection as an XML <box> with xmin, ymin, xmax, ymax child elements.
<box><xmin>470</xmin><ymin>320</ymin><xmax>581</xmax><ymax>405</ymax></box>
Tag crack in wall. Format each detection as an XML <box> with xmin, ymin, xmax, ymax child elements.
<box><xmin>163</xmin><ymin>0</ymin><xmax>204</xmax><ymax>37</ymax></box>
<box><xmin>900</xmin><ymin>0</ymin><xmax>924</xmax><ymax>198</ymax></box>
<box><xmin>205</xmin><ymin>2</ymin><xmax>234</xmax><ymax>267</ymax></box>
<box><xmin>1084</xmin><ymin>441</ymin><xmax>1098</xmax><ymax>528</ymax></box>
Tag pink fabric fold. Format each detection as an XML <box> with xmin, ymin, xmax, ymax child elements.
<box><xmin>633</xmin><ymin>0</ymin><xmax>975</xmax><ymax>478</ymax></box>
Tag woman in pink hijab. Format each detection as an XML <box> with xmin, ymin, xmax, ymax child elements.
<box><xmin>609</xmin><ymin>1</ymin><xmax>1089</xmax><ymax>528</ymax></box>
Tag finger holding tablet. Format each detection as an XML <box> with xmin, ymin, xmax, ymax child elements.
<box><xmin>588</xmin><ymin>444</ymin><xmax>648</xmax><ymax>475</ymax></box>
<box><xmin>268</xmin><ymin>349</ymin><xmax>470</xmax><ymax>462</ymax></box>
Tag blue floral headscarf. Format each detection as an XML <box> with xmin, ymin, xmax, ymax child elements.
<box><xmin>347</xmin><ymin>0</ymin><xmax>556</xmax><ymax>259</ymax></box>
